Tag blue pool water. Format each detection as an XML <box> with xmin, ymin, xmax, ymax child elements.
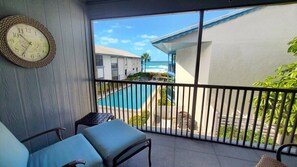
<box><xmin>98</xmin><ymin>84</ymin><xmax>156</xmax><ymax>110</ymax></box>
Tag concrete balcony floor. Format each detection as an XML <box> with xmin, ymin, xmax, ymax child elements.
<box><xmin>119</xmin><ymin>133</ymin><xmax>297</xmax><ymax>167</ymax></box>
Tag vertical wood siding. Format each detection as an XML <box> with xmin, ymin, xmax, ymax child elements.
<box><xmin>0</xmin><ymin>0</ymin><xmax>93</xmax><ymax>152</ymax></box>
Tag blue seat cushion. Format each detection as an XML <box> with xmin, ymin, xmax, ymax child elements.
<box><xmin>0</xmin><ymin>122</ymin><xmax>29</xmax><ymax>167</ymax></box>
<box><xmin>83</xmin><ymin>120</ymin><xmax>146</xmax><ymax>167</ymax></box>
<box><xmin>28</xmin><ymin>134</ymin><xmax>103</xmax><ymax>167</ymax></box>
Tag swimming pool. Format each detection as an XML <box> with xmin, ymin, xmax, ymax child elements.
<box><xmin>98</xmin><ymin>84</ymin><xmax>156</xmax><ymax>110</ymax></box>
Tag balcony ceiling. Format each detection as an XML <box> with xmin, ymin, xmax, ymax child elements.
<box><xmin>83</xmin><ymin>0</ymin><xmax>297</xmax><ymax>6</ymax></box>
<box><xmin>83</xmin><ymin>0</ymin><xmax>124</xmax><ymax>3</ymax></box>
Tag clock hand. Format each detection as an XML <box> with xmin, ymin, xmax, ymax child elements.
<box><xmin>19</xmin><ymin>34</ymin><xmax>32</xmax><ymax>45</ymax></box>
<box><xmin>22</xmin><ymin>44</ymin><xmax>30</xmax><ymax>57</ymax></box>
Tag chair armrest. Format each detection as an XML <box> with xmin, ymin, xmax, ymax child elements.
<box><xmin>62</xmin><ymin>160</ymin><xmax>86</xmax><ymax>167</ymax></box>
<box><xmin>276</xmin><ymin>143</ymin><xmax>297</xmax><ymax>162</ymax></box>
<box><xmin>21</xmin><ymin>127</ymin><xmax>66</xmax><ymax>143</ymax></box>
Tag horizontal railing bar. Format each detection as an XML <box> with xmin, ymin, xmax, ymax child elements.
<box><xmin>95</xmin><ymin>79</ymin><xmax>195</xmax><ymax>87</ymax></box>
<box><xmin>95</xmin><ymin>79</ymin><xmax>297</xmax><ymax>93</ymax></box>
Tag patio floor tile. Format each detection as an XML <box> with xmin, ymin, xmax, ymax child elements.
<box><xmin>218</xmin><ymin>156</ymin><xmax>258</xmax><ymax>167</ymax></box>
<box><xmin>175</xmin><ymin>137</ymin><xmax>216</xmax><ymax>154</ymax></box>
<box><xmin>146</xmin><ymin>132</ymin><xmax>176</xmax><ymax>147</ymax></box>
<box><xmin>120</xmin><ymin>133</ymin><xmax>296</xmax><ymax>167</ymax></box>
<box><xmin>212</xmin><ymin>143</ymin><xmax>260</xmax><ymax>161</ymax></box>
<box><xmin>174</xmin><ymin>149</ymin><xmax>220</xmax><ymax>167</ymax></box>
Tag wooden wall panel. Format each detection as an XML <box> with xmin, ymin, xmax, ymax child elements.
<box><xmin>47</xmin><ymin>0</ymin><xmax>75</xmax><ymax>140</ymax></box>
<box><xmin>70</xmin><ymin>0</ymin><xmax>92</xmax><ymax>117</ymax></box>
<box><xmin>0</xmin><ymin>0</ymin><xmax>93</xmax><ymax>152</ymax></box>
<box><xmin>57</xmin><ymin>0</ymin><xmax>83</xmax><ymax>132</ymax></box>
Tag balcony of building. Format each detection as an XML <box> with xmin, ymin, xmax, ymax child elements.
<box><xmin>0</xmin><ymin>0</ymin><xmax>297</xmax><ymax>167</ymax></box>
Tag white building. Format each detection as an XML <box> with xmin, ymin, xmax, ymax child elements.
<box><xmin>151</xmin><ymin>5</ymin><xmax>297</xmax><ymax>134</ymax></box>
<box><xmin>95</xmin><ymin>45</ymin><xmax>141</xmax><ymax>80</ymax></box>
<box><xmin>152</xmin><ymin>5</ymin><xmax>297</xmax><ymax>86</ymax></box>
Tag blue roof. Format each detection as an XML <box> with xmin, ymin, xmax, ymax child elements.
<box><xmin>151</xmin><ymin>7</ymin><xmax>261</xmax><ymax>45</ymax></box>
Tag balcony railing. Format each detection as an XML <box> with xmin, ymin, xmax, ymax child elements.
<box><xmin>95</xmin><ymin>79</ymin><xmax>297</xmax><ymax>155</ymax></box>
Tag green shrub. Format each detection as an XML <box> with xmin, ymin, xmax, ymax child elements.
<box><xmin>126</xmin><ymin>72</ymin><xmax>156</xmax><ymax>81</ymax></box>
<box><xmin>253</xmin><ymin>37</ymin><xmax>297</xmax><ymax>136</ymax></box>
<box><xmin>129</xmin><ymin>111</ymin><xmax>150</xmax><ymax>126</ymax></box>
<box><xmin>97</xmin><ymin>83</ymin><xmax>123</xmax><ymax>95</ymax></box>
<box><xmin>219</xmin><ymin>126</ymin><xmax>273</xmax><ymax>145</ymax></box>
<box><xmin>158</xmin><ymin>97</ymin><xmax>172</xmax><ymax>106</ymax></box>
<box><xmin>157</xmin><ymin>87</ymin><xmax>173</xmax><ymax>106</ymax></box>
<box><xmin>161</xmin><ymin>72</ymin><xmax>168</xmax><ymax>77</ymax></box>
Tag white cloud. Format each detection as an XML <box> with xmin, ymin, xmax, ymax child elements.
<box><xmin>100</xmin><ymin>37</ymin><xmax>119</xmax><ymax>44</ymax></box>
<box><xmin>100</xmin><ymin>41</ymin><xmax>109</xmax><ymax>45</ymax></box>
<box><xmin>134</xmin><ymin>41</ymin><xmax>146</xmax><ymax>47</ymax></box>
<box><xmin>111</xmin><ymin>23</ymin><xmax>132</xmax><ymax>29</ymax></box>
<box><xmin>135</xmin><ymin>47</ymin><xmax>143</xmax><ymax>51</ymax></box>
<box><xmin>121</xmin><ymin>40</ymin><xmax>131</xmax><ymax>43</ymax></box>
<box><xmin>140</xmin><ymin>34</ymin><xmax>158</xmax><ymax>39</ymax></box>
<box><xmin>106</xmin><ymin>29</ymin><xmax>113</xmax><ymax>33</ymax></box>
<box><xmin>111</xmin><ymin>23</ymin><xmax>120</xmax><ymax>28</ymax></box>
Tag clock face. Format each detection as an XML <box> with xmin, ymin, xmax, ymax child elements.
<box><xmin>0</xmin><ymin>15</ymin><xmax>56</xmax><ymax>68</ymax></box>
<box><xmin>6</xmin><ymin>23</ymin><xmax>50</xmax><ymax>62</ymax></box>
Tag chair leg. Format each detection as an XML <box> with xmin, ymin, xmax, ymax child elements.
<box><xmin>75</xmin><ymin>123</ymin><xmax>78</xmax><ymax>135</ymax></box>
<box><xmin>148</xmin><ymin>139</ymin><xmax>152</xmax><ymax>167</ymax></box>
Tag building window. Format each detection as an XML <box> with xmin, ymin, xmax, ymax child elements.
<box><xmin>125</xmin><ymin>69</ymin><xmax>127</xmax><ymax>76</ymax></box>
<box><xmin>111</xmin><ymin>63</ymin><xmax>118</xmax><ymax>69</ymax></box>
<box><xmin>112</xmin><ymin>70</ymin><xmax>118</xmax><ymax>80</ymax></box>
<box><xmin>136</xmin><ymin>68</ymin><xmax>138</xmax><ymax>72</ymax></box>
<box><xmin>111</xmin><ymin>57</ymin><xmax>118</xmax><ymax>80</ymax></box>
<box><xmin>96</xmin><ymin>55</ymin><xmax>103</xmax><ymax>66</ymax></box>
<box><xmin>96</xmin><ymin>67</ymin><xmax>104</xmax><ymax>79</ymax></box>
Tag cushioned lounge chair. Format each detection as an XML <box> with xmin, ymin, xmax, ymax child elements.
<box><xmin>0</xmin><ymin>120</ymin><xmax>151</xmax><ymax>167</ymax></box>
<box><xmin>82</xmin><ymin>119</ymin><xmax>151</xmax><ymax>167</ymax></box>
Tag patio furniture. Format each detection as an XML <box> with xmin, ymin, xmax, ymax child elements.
<box><xmin>0</xmin><ymin>120</ymin><xmax>151</xmax><ymax>167</ymax></box>
<box><xmin>0</xmin><ymin>121</ymin><xmax>103</xmax><ymax>167</ymax></box>
<box><xmin>256</xmin><ymin>143</ymin><xmax>297</xmax><ymax>167</ymax></box>
<box><xmin>83</xmin><ymin>119</ymin><xmax>152</xmax><ymax>167</ymax></box>
<box><xmin>75</xmin><ymin>112</ymin><xmax>115</xmax><ymax>134</ymax></box>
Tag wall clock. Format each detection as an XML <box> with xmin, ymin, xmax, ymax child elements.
<box><xmin>0</xmin><ymin>15</ymin><xmax>56</xmax><ymax>68</ymax></box>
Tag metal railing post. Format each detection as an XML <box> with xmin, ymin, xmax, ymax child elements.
<box><xmin>190</xmin><ymin>10</ymin><xmax>204</xmax><ymax>139</ymax></box>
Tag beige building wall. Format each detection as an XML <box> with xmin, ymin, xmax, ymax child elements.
<box><xmin>176</xmin><ymin>46</ymin><xmax>196</xmax><ymax>84</ymax></box>
<box><xmin>175</xmin><ymin>4</ymin><xmax>297</xmax><ymax>86</ymax></box>
<box><xmin>175</xmin><ymin>43</ymin><xmax>211</xmax><ymax>84</ymax></box>
<box><xmin>204</xmin><ymin>4</ymin><xmax>297</xmax><ymax>86</ymax></box>
<box><xmin>173</xmin><ymin>4</ymin><xmax>297</xmax><ymax>135</ymax></box>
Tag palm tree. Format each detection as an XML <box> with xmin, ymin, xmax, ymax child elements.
<box><xmin>141</xmin><ymin>52</ymin><xmax>151</xmax><ymax>72</ymax></box>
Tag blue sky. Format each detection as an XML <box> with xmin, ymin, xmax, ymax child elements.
<box><xmin>93</xmin><ymin>9</ymin><xmax>235</xmax><ymax>61</ymax></box>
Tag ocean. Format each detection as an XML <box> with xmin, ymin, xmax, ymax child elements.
<box><xmin>143</xmin><ymin>61</ymin><xmax>168</xmax><ymax>73</ymax></box>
